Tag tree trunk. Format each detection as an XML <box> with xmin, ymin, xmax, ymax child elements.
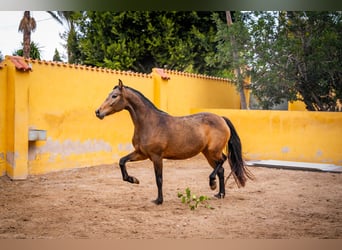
<box><xmin>225</xmin><ymin>11</ymin><xmax>247</xmax><ymax>109</ymax></box>
<box><xmin>22</xmin><ymin>11</ymin><xmax>31</xmax><ymax>59</ymax></box>
<box><xmin>23</xmin><ymin>30</ymin><xmax>31</xmax><ymax>58</ymax></box>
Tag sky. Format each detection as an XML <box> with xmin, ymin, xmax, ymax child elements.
<box><xmin>0</xmin><ymin>11</ymin><xmax>67</xmax><ymax>61</ymax></box>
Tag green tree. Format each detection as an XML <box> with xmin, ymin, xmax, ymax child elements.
<box><xmin>249</xmin><ymin>11</ymin><xmax>342</xmax><ymax>111</ymax></box>
<box><xmin>75</xmin><ymin>11</ymin><xmax>218</xmax><ymax>74</ymax></box>
<box><xmin>13</xmin><ymin>41</ymin><xmax>42</xmax><ymax>60</ymax></box>
<box><xmin>52</xmin><ymin>48</ymin><xmax>62</xmax><ymax>62</ymax></box>
<box><xmin>18</xmin><ymin>11</ymin><xmax>37</xmax><ymax>58</ymax></box>
<box><xmin>245</xmin><ymin>11</ymin><xmax>291</xmax><ymax>109</ymax></box>
<box><xmin>47</xmin><ymin>11</ymin><xmax>81</xmax><ymax>63</ymax></box>
<box><xmin>282</xmin><ymin>11</ymin><xmax>342</xmax><ymax>111</ymax></box>
<box><xmin>0</xmin><ymin>51</ymin><xmax>3</xmax><ymax>61</ymax></box>
<box><xmin>206</xmin><ymin>11</ymin><xmax>251</xmax><ymax>109</ymax></box>
<box><xmin>210</xmin><ymin>11</ymin><xmax>342</xmax><ymax>111</ymax></box>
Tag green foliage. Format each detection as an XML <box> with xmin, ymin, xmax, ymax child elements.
<box><xmin>210</xmin><ymin>11</ymin><xmax>342</xmax><ymax>111</ymax></box>
<box><xmin>177</xmin><ymin>187</ymin><xmax>213</xmax><ymax>210</ymax></box>
<box><xmin>64</xmin><ymin>11</ymin><xmax>341</xmax><ymax>111</ymax></box>
<box><xmin>206</xmin><ymin>12</ymin><xmax>250</xmax><ymax>80</ymax></box>
<box><xmin>282</xmin><ymin>11</ymin><xmax>342</xmax><ymax>111</ymax></box>
<box><xmin>246</xmin><ymin>11</ymin><xmax>295</xmax><ymax>109</ymax></box>
<box><xmin>52</xmin><ymin>48</ymin><xmax>62</xmax><ymax>62</ymax></box>
<box><xmin>13</xmin><ymin>41</ymin><xmax>42</xmax><ymax>60</ymax></box>
<box><xmin>56</xmin><ymin>11</ymin><xmax>82</xmax><ymax>64</ymax></box>
<box><xmin>0</xmin><ymin>51</ymin><xmax>3</xmax><ymax>61</ymax></box>
<box><xmin>74</xmin><ymin>11</ymin><xmax>218</xmax><ymax>74</ymax></box>
<box><xmin>205</xmin><ymin>12</ymin><xmax>251</xmax><ymax>109</ymax></box>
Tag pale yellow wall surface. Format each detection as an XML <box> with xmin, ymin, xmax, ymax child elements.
<box><xmin>2</xmin><ymin>57</ymin><xmax>242</xmax><ymax>178</ymax></box>
<box><xmin>3</xmin><ymin>55</ymin><xmax>341</xmax><ymax>179</ymax></box>
<box><xmin>26</xmin><ymin>61</ymin><xmax>153</xmax><ymax>175</ymax></box>
<box><xmin>0</xmin><ymin>63</ymin><xmax>7</xmax><ymax>176</ymax></box>
<box><xmin>156</xmin><ymin>69</ymin><xmax>240</xmax><ymax>116</ymax></box>
<box><xmin>1</xmin><ymin>59</ymin><xmax>30</xmax><ymax>179</ymax></box>
<box><xmin>192</xmin><ymin>109</ymin><xmax>342</xmax><ymax>165</ymax></box>
<box><xmin>288</xmin><ymin>100</ymin><xmax>307</xmax><ymax>111</ymax></box>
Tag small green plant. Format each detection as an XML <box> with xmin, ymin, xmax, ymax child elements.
<box><xmin>177</xmin><ymin>187</ymin><xmax>214</xmax><ymax>210</ymax></box>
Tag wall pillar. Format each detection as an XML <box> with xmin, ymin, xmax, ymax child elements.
<box><xmin>5</xmin><ymin>56</ymin><xmax>30</xmax><ymax>179</ymax></box>
<box><xmin>0</xmin><ymin>61</ymin><xmax>7</xmax><ymax>176</ymax></box>
<box><xmin>152</xmin><ymin>68</ymin><xmax>170</xmax><ymax>111</ymax></box>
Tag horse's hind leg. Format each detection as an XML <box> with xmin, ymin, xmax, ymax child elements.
<box><xmin>205</xmin><ymin>153</ymin><xmax>227</xmax><ymax>198</ymax></box>
<box><xmin>119</xmin><ymin>150</ymin><xmax>147</xmax><ymax>184</ymax></box>
<box><xmin>215</xmin><ymin>156</ymin><xmax>226</xmax><ymax>199</ymax></box>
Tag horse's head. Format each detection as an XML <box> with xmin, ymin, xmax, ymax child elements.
<box><xmin>95</xmin><ymin>79</ymin><xmax>127</xmax><ymax>120</ymax></box>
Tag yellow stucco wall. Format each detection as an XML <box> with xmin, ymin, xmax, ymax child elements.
<box><xmin>1</xmin><ymin>59</ymin><xmax>30</xmax><ymax>179</ymax></box>
<box><xmin>26</xmin><ymin>61</ymin><xmax>154</xmax><ymax>175</ymax></box>
<box><xmin>192</xmin><ymin>109</ymin><xmax>342</xmax><ymax>165</ymax></box>
<box><xmin>0</xmin><ymin>62</ymin><xmax>7</xmax><ymax>176</ymax></box>
<box><xmin>3</xmin><ymin>55</ymin><xmax>341</xmax><ymax>179</ymax></box>
<box><xmin>153</xmin><ymin>69</ymin><xmax>240</xmax><ymax>116</ymax></box>
<box><xmin>288</xmin><ymin>100</ymin><xmax>307</xmax><ymax>111</ymax></box>
<box><xmin>1</xmin><ymin>57</ymin><xmax>241</xmax><ymax>178</ymax></box>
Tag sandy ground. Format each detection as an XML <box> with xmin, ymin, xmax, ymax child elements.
<box><xmin>1</xmin><ymin>155</ymin><xmax>341</xmax><ymax>239</ymax></box>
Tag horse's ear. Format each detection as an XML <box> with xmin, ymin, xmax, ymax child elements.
<box><xmin>118</xmin><ymin>79</ymin><xmax>123</xmax><ymax>90</ymax></box>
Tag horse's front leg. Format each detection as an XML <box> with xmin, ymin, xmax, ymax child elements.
<box><xmin>119</xmin><ymin>150</ymin><xmax>147</xmax><ymax>184</ymax></box>
<box><xmin>151</xmin><ymin>155</ymin><xmax>163</xmax><ymax>205</ymax></box>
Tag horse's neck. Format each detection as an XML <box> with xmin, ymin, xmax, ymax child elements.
<box><xmin>125</xmin><ymin>90</ymin><xmax>159</xmax><ymax>127</ymax></box>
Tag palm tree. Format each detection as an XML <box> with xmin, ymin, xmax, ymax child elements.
<box><xmin>46</xmin><ymin>11</ymin><xmax>78</xmax><ymax>63</ymax></box>
<box><xmin>18</xmin><ymin>11</ymin><xmax>37</xmax><ymax>58</ymax></box>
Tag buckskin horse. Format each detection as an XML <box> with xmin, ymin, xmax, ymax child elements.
<box><xmin>95</xmin><ymin>79</ymin><xmax>253</xmax><ymax>205</ymax></box>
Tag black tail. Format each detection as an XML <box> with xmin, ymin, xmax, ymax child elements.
<box><xmin>222</xmin><ymin>116</ymin><xmax>254</xmax><ymax>187</ymax></box>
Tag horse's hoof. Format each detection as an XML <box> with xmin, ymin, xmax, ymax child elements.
<box><xmin>153</xmin><ymin>198</ymin><xmax>163</xmax><ymax>205</ymax></box>
<box><xmin>210</xmin><ymin>180</ymin><xmax>217</xmax><ymax>190</ymax></box>
<box><xmin>214</xmin><ymin>193</ymin><xmax>225</xmax><ymax>199</ymax></box>
<box><xmin>126</xmin><ymin>176</ymin><xmax>139</xmax><ymax>184</ymax></box>
<box><xmin>132</xmin><ymin>177</ymin><xmax>140</xmax><ymax>184</ymax></box>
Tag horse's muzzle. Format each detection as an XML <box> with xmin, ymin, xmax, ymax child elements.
<box><xmin>95</xmin><ymin>109</ymin><xmax>104</xmax><ymax>120</ymax></box>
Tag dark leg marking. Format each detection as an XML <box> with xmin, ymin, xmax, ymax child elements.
<box><xmin>152</xmin><ymin>157</ymin><xmax>163</xmax><ymax>205</ymax></box>
<box><xmin>119</xmin><ymin>151</ymin><xmax>147</xmax><ymax>184</ymax></box>
<box><xmin>209</xmin><ymin>154</ymin><xmax>227</xmax><ymax>198</ymax></box>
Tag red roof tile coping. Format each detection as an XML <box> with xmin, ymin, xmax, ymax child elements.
<box><xmin>7</xmin><ymin>56</ymin><xmax>32</xmax><ymax>72</ymax></box>
<box><xmin>4</xmin><ymin>57</ymin><xmax>229</xmax><ymax>81</ymax></box>
<box><xmin>27</xmin><ymin>59</ymin><xmax>153</xmax><ymax>78</ymax></box>
<box><xmin>154</xmin><ymin>68</ymin><xmax>170</xmax><ymax>80</ymax></box>
<box><xmin>163</xmin><ymin>69</ymin><xmax>230</xmax><ymax>82</ymax></box>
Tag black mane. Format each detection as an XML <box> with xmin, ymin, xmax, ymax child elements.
<box><xmin>116</xmin><ymin>85</ymin><xmax>167</xmax><ymax>114</ymax></box>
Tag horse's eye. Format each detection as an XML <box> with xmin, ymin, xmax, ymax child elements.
<box><xmin>112</xmin><ymin>95</ymin><xmax>117</xmax><ymax>99</ymax></box>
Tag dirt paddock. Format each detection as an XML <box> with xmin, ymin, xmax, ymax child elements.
<box><xmin>1</xmin><ymin>155</ymin><xmax>341</xmax><ymax>239</ymax></box>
